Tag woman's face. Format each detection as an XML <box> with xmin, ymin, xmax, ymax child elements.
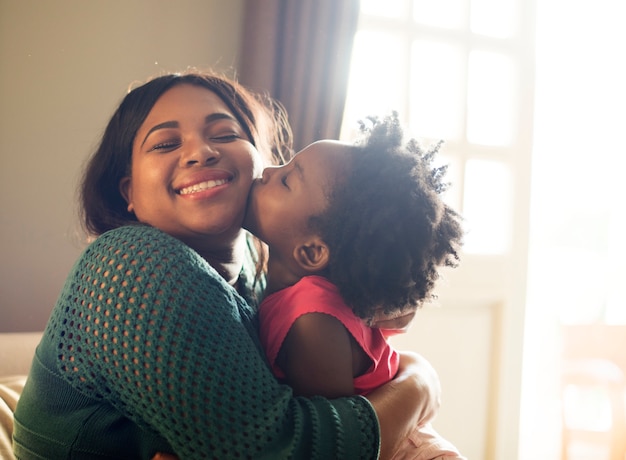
<box><xmin>120</xmin><ymin>84</ymin><xmax>263</xmax><ymax>250</ymax></box>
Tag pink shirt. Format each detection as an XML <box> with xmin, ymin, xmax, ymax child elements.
<box><xmin>258</xmin><ymin>275</ymin><xmax>400</xmax><ymax>395</ymax></box>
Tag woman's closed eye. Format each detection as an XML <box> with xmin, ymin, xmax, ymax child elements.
<box><xmin>210</xmin><ymin>132</ymin><xmax>241</xmax><ymax>143</ymax></box>
<box><xmin>148</xmin><ymin>139</ymin><xmax>182</xmax><ymax>152</ymax></box>
<box><xmin>206</xmin><ymin>118</ymin><xmax>247</xmax><ymax>143</ymax></box>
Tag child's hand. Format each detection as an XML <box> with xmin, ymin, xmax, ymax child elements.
<box><xmin>369</xmin><ymin>307</ymin><xmax>417</xmax><ymax>333</ymax></box>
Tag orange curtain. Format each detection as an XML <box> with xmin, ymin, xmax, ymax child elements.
<box><xmin>238</xmin><ymin>0</ymin><xmax>360</xmax><ymax>151</ymax></box>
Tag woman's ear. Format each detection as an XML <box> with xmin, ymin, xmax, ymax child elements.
<box><xmin>293</xmin><ymin>237</ymin><xmax>330</xmax><ymax>273</ymax></box>
<box><xmin>119</xmin><ymin>177</ymin><xmax>134</xmax><ymax>213</ymax></box>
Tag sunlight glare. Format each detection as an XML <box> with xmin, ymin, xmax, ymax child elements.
<box><xmin>410</xmin><ymin>40</ymin><xmax>465</xmax><ymax>141</ymax></box>
<box><xmin>467</xmin><ymin>50</ymin><xmax>517</xmax><ymax>146</ymax></box>
<box><xmin>413</xmin><ymin>0</ymin><xmax>467</xmax><ymax>29</ymax></box>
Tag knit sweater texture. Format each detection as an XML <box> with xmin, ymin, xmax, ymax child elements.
<box><xmin>13</xmin><ymin>225</ymin><xmax>380</xmax><ymax>459</ymax></box>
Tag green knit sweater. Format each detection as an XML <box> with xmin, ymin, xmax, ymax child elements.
<box><xmin>13</xmin><ymin>225</ymin><xmax>380</xmax><ymax>459</ymax></box>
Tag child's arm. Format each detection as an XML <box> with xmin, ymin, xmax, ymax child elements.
<box><xmin>276</xmin><ymin>312</ymin><xmax>360</xmax><ymax>398</ymax></box>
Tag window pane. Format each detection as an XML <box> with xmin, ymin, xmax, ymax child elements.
<box><xmin>413</xmin><ymin>0</ymin><xmax>468</xmax><ymax>29</ymax></box>
<box><xmin>410</xmin><ymin>40</ymin><xmax>465</xmax><ymax>141</ymax></box>
<box><xmin>470</xmin><ymin>0</ymin><xmax>518</xmax><ymax>38</ymax></box>
<box><xmin>467</xmin><ymin>50</ymin><xmax>517</xmax><ymax>146</ymax></box>
<box><xmin>342</xmin><ymin>31</ymin><xmax>406</xmax><ymax>137</ymax></box>
<box><xmin>462</xmin><ymin>159</ymin><xmax>511</xmax><ymax>254</ymax></box>
<box><xmin>361</xmin><ymin>0</ymin><xmax>407</xmax><ymax>18</ymax></box>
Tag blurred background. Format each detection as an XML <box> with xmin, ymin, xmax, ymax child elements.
<box><xmin>1</xmin><ymin>1</ymin><xmax>624</xmax><ymax>459</ymax></box>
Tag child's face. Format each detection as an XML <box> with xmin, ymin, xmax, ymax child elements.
<box><xmin>245</xmin><ymin>140</ymin><xmax>351</xmax><ymax>259</ymax></box>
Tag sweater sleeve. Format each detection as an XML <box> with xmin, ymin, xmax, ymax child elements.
<box><xmin>42</xmin><ymin>225</ymin><xmax>380</xmax><ymax>459</ymax></box>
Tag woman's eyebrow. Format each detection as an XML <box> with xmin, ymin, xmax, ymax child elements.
<box><xmin>140</xmin><ymin>121</ymin><xmax>178</xmax><ymax>147</ymax></box>
<box><xmin>205</xmin><ymin>112</ymin><xmax>238</xmax><ymax>124</ymax></box>
<box><xmin>140</xmin><ymin>113</ymin><xmax>238</xmax><ymax>147</ymax></box>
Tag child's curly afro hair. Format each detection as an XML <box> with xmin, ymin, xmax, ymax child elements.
<box><xmin>311</xmin><ymin>112</ymin><xmax>464</xmax><ymax>321</ymax></box>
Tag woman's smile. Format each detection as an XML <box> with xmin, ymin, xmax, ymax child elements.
<box><xmin>175</xmin><ymin>169</ymin><xmax>234</xmax><ymax>197</ymax></box>
<box><xmin>177</xmin><ymin>178</ymin><xmax>228</xmax><ymax>195</ymax></box>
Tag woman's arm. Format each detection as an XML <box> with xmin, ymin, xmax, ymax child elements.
<box><xmin>47</xmin><ymin>226</ymin><xmax>380</xmax><ymax>459</ymax></box>
<box><xmin>151</xmin><ymin>351</ymin><xmax>441</xmax><ymax>460</ymax></box>
<box><xmin>366</xmin><ymin>351</ymin><xmax>441</xmax><ymax>459</ymax></box>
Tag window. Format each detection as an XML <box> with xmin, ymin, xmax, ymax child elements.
<box><xmin>340</xmin><ymin>2</ymin><xmax>536</xmax><ymax>457</ymax></box>
<box><xmin>341</xmin><ymin>0</ymin><xmax>533</xmax><ymax>256</ymax></box>
<box><xmin>342</xmin><ymin>1</ymin><xmax>626</xmax><ymax>458</ymax></box>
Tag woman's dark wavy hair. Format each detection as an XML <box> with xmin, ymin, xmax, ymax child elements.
<box><xmin>312</xmin><ymin>112</ymin><xmax>464</xmax><ymax>321</ymax></box>
<box><xmin>80</xmin><ymin>70</ymin><xmax>293</xmax><ymax>238</ymax></box>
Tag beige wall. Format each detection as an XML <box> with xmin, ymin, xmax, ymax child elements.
<box><xmin>0</xmin><ymin>0</ymin><xmax>245</xmax><ymax>331</ymax></box>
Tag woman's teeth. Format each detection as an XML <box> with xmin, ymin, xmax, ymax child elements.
<box><xmin>178</xmin><ymin>179</ymin><xmax>228</xmax><ymax>195</ymax></box>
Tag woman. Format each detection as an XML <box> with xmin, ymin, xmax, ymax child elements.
<box><xmin>13</xmin><ymin>71</ymin><xmax>439</xmax><ymax>459</ymax></box>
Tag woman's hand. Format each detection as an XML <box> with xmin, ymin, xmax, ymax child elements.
<box><xmin>397</xmin><ymin>351</ymin><xmax>441</xmax><ymax>425</ymax></box>
<box><xmin>365</xmin><ymin>351</ymin><xmax>441</xmax><ymax>459</ymax></box>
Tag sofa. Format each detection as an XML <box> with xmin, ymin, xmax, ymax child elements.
<box><xmin>0</xmin><ymin>332</ymin><xmax>42</xmax><ymax>460</ymax></box>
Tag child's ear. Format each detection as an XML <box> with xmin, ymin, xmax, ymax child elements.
<box><xmin>293</xmin><ymin>237</ymin><xmax>329</xmax><ymax>272</ymax></box>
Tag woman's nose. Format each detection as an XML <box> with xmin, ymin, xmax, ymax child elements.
<box><xmin>181</xmin><ymin>140</ymin><xmax>220</xmax><ymax>166</ymax></box>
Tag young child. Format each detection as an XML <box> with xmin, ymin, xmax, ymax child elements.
<box><xmin>245</xmin><ymin>112</ymin><xmax>466</xmax><ymax>459</ymax></box>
